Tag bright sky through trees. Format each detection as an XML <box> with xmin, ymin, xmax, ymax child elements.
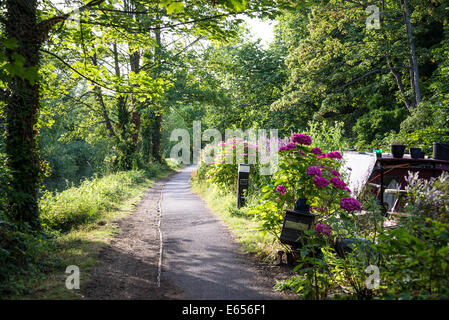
<box><xmin>243</xmin><ymin>17</ymin><xmax>276</xmax><ymax>47</ymax></box>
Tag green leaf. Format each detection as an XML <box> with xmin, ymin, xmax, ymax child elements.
<box><xmin>2</xmin><ymin>37</ymin><xmax>18</xmax><ymax>49</ymax></box>
<box><xmin>166</xmin><ymin>2</ymin><xmax>184</xmax><ymax>15</ymax></box>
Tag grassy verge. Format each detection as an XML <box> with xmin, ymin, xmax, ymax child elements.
<box><xmin>191</xmin><ymin>179</ymin><xmax>279</xmax><ymax>262</ymax></box>
<box><xmin>4</xmin><ymin>161</ymin><xmax>180</xmax><ymax>300</ymax></box>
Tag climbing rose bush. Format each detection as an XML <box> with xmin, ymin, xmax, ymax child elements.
<box><xmin>250</xmin><ymin>132</ymin><xmax>361</xmax><ymax>237</ymax></box>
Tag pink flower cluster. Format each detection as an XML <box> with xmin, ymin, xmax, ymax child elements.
<box><xmin>311</xmin><ymin>147</ymin><xmax>322</xmax><ymax>155</ymax></box>
<box><xmin>315</xmin><ymin>224</ymin><xmax>332</xmax><ymax>236</ymax></box>
<box><xmin>279</xmin><ymin>142</ymin><xmax>298</xmax><ymax>152</ymax></box>
<box><xmin>330</xmin><ymin>169</ymin><xmax>340</xmax><ymax>177</ymax></box>
<box><xmin>340</xmin><ymin>197</ymin><xmax>362</xmax><ymax>212</ymax></box>
<box><xmin>313</xmin><ymin>176</ymin><xmax>329</xmax><ymax>187</ymax></box>
<box><xmin>318</xmin><ymin>151</ymin><xmax>343</xmax><ymax>160</ymax></box>
<box><xmin>306</xmin><ymin>166</ymin><xmax>322</xmax><ymax>177</ymax></box>
<box><xmin>326</xmin><ymin>151</ymin><xmax>343</xmax><ymax>159</ymax></box>
<box><xmin>330</xmin><ymin>177</ymin><xmax>347</xmax><ymax>190</ymax></box>
<box><xmin>291</xmin><ymin>134</ymin><xmax>312</xmax><ymax>146</ymax></box>
<box><xmin>276</xmin><ymin>184</ymin><xmax>287</xmax><ymax>195</ymax></box>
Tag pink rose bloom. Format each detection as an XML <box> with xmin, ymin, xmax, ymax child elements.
<box><xmin>314</xmin><ymin>176</ymin><xmax>329</xmax><ymax>187</ymax></box>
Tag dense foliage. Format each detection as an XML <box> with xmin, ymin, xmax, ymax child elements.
<box><xmin>2</xmin><ymin>0</ymin><xmax>449</xmax><ymax>300</ymax></box>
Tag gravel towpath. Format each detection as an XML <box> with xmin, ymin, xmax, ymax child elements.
<box><xmin>82</xmin><ymin>166</ymin><xmax>293</xmax><ymax>300</ymax></box>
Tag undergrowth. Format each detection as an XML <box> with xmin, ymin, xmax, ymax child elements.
<box><xmin>1</xmin><ymin>161</ymin><xmax>178</xmax><ymax>299</ymax></box>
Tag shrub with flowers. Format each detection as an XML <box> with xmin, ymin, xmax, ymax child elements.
<box><xmin>200</xmin><ymin>136</ymin><xmax>285</xmax><ymax>192</ymax></box>
<box><xmin>251</xmin><ymin>132</ymin><xmax>360</xmax><ymax>238</ymax></box>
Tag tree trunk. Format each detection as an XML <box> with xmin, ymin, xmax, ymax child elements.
<box><xmin>4</xmin><ymin>0</ymin><xmax>41</xmax><ymax>230</ymax></box>
<box><xmin>150</xmin><ymin>25</ymin><xmax>163</xmax><ymax>162</ymax></box>
<box><xmin>151</xmin><ymin>114</ymin><xmax>162</xmax><ymax>162</ymax></box>
<box><xmin>91</xmin><ymin>54</ymin><xmax>116</xmax><ymax>138</ymax></box>
<box><xmin>141</xmin><ymin>114</ymin><xmax>152</xmax><ymax>163</ymax></box>
<box><xmin>113</xmin><ymin>42</ymin><xmax>132</xmax><ymax>170</ymax></box>
<box><xmin>129</xmin><ymin>50</ymin><xmax>141</xmax><ymax>154</ymax></box>
<box><xmin>402</xmin><ymin>0</ymin><xmax>421</xmax><ymax>107</ymax></box>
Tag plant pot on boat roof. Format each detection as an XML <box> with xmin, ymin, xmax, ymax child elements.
<box><xmin>409</xmin><ymin>147</ymin><xmax>422</xmax><ymax>159</ymax></box>
<box><xmin>390</xmin><ymin>140</ymin><xmax>406</xmax><ymax>158</ymax></box>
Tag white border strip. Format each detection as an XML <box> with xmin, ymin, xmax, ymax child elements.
<box><xmin>157</xmin><ymin>186</ymin><xmax>164</xmax><ymax>288</ymax></box>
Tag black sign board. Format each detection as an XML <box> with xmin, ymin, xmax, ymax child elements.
<box><xmin>279</xmin><ymin>209</ymin><xmax>315</xmax><ymax>247</ymax></box>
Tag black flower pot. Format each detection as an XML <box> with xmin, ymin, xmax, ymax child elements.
<box><xmin>420</xmin><ymin>151</ymin><xmax>425</xmax><ymax>159</ymax></box>
<box><xmin>391</xmin><ymin>144</ymin><xmax>406</xmax><ymax>158</ymax></box>
<box><xmin>410</xmin><ymin>147</ymin><xmax>421</xmax><ymax>159</ymax></box>
<box><xmin>279</xmin><ymin>198</ymin><xmax>314</xmax><ymax>247</ymax></box>
<box><xmin>294</xmin><ymin>198</ymin><xmax>310</xmax><ymax>213</ymax></box>
<box><xmin>433</xmin><ymin>142</ymin><xmax>449</xmax><ymax>161</ymax></box>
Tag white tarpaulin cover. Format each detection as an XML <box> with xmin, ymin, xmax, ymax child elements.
<box><xmin>341</xmin><ymin>152</ymin><xmax>377</xmax><ymax>196</ymax></box>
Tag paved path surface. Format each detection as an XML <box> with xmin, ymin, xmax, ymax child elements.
<box><xmin>161</xmin><ymin>165</ymin><xmax>285</xmax><ymax>300</ymax></box>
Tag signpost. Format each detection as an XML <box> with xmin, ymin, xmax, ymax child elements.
<box><xmin>237</xmin><ymin>164</ymin><xmax>250</xmax><ymax>208</ymax></box>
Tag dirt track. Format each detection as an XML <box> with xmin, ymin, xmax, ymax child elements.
<box><xmin>81</xmin><ymin>175</ymin><xmax>183</xmax><ymax>299</ymax></box>
<box><xmin>82</xmin><ymin>167</ymin><xmax>295</xmax><ymax>300</ymax></box>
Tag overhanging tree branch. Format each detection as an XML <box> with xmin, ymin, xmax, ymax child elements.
<box><xmin>40</xmin><ymin>48</ymin><xmax>158</xmax><ymax>95</ymax></box>
<box><xmin>78</xmin><ymin>10</ymin><xmax>246</xmax><ymax>33</ymax></box>
<box><xmin>334</xmin><ymin>67</ymin><xmax>395</xmax><ymax>92</ymax></box>
<box><xmin>140</xmin><ymin>36</ymin><xmax>203</xmax><ymax>71</ymax></box>
<box><xmin>37</xmin><ymin>0</ymin><xmax>107</xmax><ymax>42</ymax></box>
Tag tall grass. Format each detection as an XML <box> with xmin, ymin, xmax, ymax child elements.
<box><xmin>39</xmin><ymin>171</ymin><xmax>148</xmax><ymax>233</ymax></box>
<box><xmin>2</xmin><ymin>161</ymin><xmax>179</xmax><ymax>299</ymax></box>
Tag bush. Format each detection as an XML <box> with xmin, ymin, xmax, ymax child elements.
<box><xmin>249</xmin><ymin>132</ymin><xmax>357</xmax><ymax>239</ymax></box>
<box><xmin>306</xmin><ymin>120</ymin><xmax>350</xmax><ymax>152</ymax></box>
<box><xmin>0</xmin><ymin>219</ymin><xmax>60</xmax><ymax>297</ymax></box>
<box><xmin>275</xmin><ymin>173</ymin><xmax>449</xmax><ymax>300</ymax></box>
<box><xmin>376</xmin><ymin>219</ymin><xmax>449</xmax><ymax>299</ymax></box>
<box><xmin>202</xmin><ymin>137</ymin><xmax>276</xmax><ymax>192</ymax></box>
<box><xmin>374</xmin><ymin>172</ymin><xmax>449</xmax><ymax>299</ymax></box>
